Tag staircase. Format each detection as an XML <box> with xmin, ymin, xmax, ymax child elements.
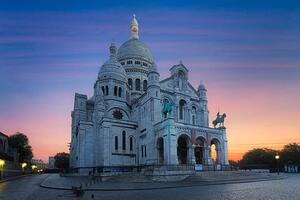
<box><xmin>144</xmin><ymin>165</ymin><xmax>195</xmax><ymax>182</ymax></box>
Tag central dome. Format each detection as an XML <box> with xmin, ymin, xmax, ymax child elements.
<box><xmin>117</xmin><ymin>38</ymin><xmax>153</xmax><ymax>63</ymax></box>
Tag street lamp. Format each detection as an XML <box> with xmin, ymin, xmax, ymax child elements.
<box><xmin>275</xmin><ymin>154</ymin><xmax>280</xmax><ymax>175</ymax></box>
<box><xmin>0</xmin><ymin>159</ymin><xmax>5</xmax><ymax>179</ymax></box>
<box><xmin>21</xmin><ymin>162</ymin><xmax>27</xmax><ymax>174</ymax></box>
<box><xmin>0</xmin><ymin>159</ymin><xmax>5</xmax><ymax>167</ymax></box>
<box><xmin>31</xmin><ymin>165</ymin><xmax>37</xmax><ymax>171</ymax></box>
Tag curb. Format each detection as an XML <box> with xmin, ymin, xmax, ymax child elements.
<box><xmin>39</xmin><ymin>175</ymin><xmax>287</xmax><ymax>191</ymax></box>
<box><xmin>0</xmin><ymin>174</ymin><xmax>35</xmax><ymax>183</ymax></box>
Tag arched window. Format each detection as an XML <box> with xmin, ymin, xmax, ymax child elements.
<box><xmin>178</xmin><ymin>71</ymin><xmax>185</xmax><ymax>90</ymax></box>
<box><xmin>122</xmin><ymin>131</ymin><xmax>126</xmax><ymax>150</ymax></box>
<box><xmin>102</xmin><ymin>86</ymin><xmax>105</xmax><ymax>95</ymax></box>
<box><xmin>179</xmin><ymin>99</ymin><xmax>186</xmax><ymax>120</ymax></box>
<box><xmin>128</xmin><ymin>78</ymin><xmax>132</xmax><ymax>89</ymax></box>
<box><xmin>118</xmin><ymin>87</ymin><xmax>122</xmax><ymax>97</ymax></box>
<box><xmin>105</xmin><ymin>86</ymin><xmax>109</xmax><ymax>95</ymax></box>
<box><xmin>114</xmin><ymin>136</ymin><xmax>118</xmax><ymax>150</ymax></box>
<box><xmin>135</xmin><ymin>79</ymin><xmax>140</xmax><ymax>91</ymax></box>
<box><xmin>114</xmin><ymin>86</ymin><xmax>118</xmax><ymax>96</ymax></box>
<box><xmin>143</xmin><ymin>80</ymin><xmax>147</xmax><ymax>91</ymax></box>
<box><xmin>129</xmin><ymin>137</ymin><xmax>133</xmax><ymax>151</ymax></box>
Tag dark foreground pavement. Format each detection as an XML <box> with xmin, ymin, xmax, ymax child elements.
<box><xmin>39</xmin><ymin>171</ymin><xmax>286</xmax><ymax>191</ymax></box>
<box><xmin>1</xmin><ymin>173</ymin><xmax>300</xmax><ymax>200</ymax></box>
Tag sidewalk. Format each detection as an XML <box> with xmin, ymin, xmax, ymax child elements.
<box><xmin>40</xmin><ymin>171</ymin><xmax>287</xmax><ymax>191</ymax></box>
<box><xmin>0</xmin><ymin>173</ymin><xmax>34</xmax><ymax>183</ymax></box>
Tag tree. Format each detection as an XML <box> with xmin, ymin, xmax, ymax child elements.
<box><xmin>54</xmin><ymin>152</ymin><xmax>69</xmax><ymax>169</ymax></box>
<box><xmin>239</xmin><ymin>148</ymin><xmax>277</xmax><ymax>169</ymax></box>
<box><xmin>229</xmin><ymin>160</ymin><xmax>239</xmax><ymax>167</ymax></box>
<box><xmin>229</xmin><ymin>160</ymin><xmax>239</xmax><ymax>170</ymax></box>
<box><xmin>8</xmin><ymin>132</ymin><xmax>33</xmax><ymax>162</ymax></box>
<box><xmin>280</xmin><ymin>143</ymin><xmax>300</xmax><ymax>167</ymax></box>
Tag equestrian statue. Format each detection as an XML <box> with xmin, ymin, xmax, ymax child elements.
<box><xmin>212</xmin><ymin>112</ymin><xmax>226</xmax><ymax>128</ymax></box>
<box><xmin>162</xmin><ymin>101</ymin><xmax>173</xmax><ymax>118</ymax></box>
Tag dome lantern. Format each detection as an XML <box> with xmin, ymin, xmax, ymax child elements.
<box><xmin>131</xmin><ymin>14</ymin><xmax>139</xmax><ymax>39</ymax></box>
<box><xmin>109</xmin><ymin>42</ymin><xmax>117</xmax><ymax>57</ymax></box>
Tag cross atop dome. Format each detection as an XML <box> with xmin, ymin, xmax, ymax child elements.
<box><xmin>131</xmin><ymin>14</ymin><xmax>139</xmax><ymax>39</ymax></box>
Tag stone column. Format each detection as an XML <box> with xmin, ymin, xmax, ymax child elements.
<box><xmin>216</xmin><ymin>147</ymin><xmax>222</xmax><ymax>164</ymax></box>
<box><xmin>222</xmin><ymin>130</ymin><xmax>229</xmax><ymax>165</ymax></box>
<box><xmin>103</xmin><ymin>126</ymin><xmax>110</xmax><ymax>166</ymax></box>
<box><xmin>163</xmin><ymin>118</ymin><xmax>178</xmax><ymax>165</ymax></box>
<box><xmin>174</xmin><ymin>105</ymin><xmax>178</xmax><ymax>121</ymax></box>
<box><xmin>206</xmin><ymin>147</ymin><xmax>212</xmax><ymax>165</ymax></box>
<box><xmin>202</xmin><ymin>146</ymin><xmax>207</xmax><ymax>165</ymax></box>
<box><xmin>189</xmin><ymin>145</ymin><xmax>195</xmax><ymax>164</ymax></box>
<box><xmin>186</xmin><ymin>108</ymin><xmax>190</xmax><ymax>124</ymax></box>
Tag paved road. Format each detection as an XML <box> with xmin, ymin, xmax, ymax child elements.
<box><xmin>1</xmin><ymin>173</ymin><xmax>300</xmax><ymax>200</ymax></box>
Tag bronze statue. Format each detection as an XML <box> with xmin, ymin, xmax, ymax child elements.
<box><xmin>162</xmin><ymin>101</ymin><xmax>173</xmax><ymax>117</ymax></box>
<box><xmin>212</xmin><ymin>112</ymin><xmax>226</xmax><ymax>128</ymax></box>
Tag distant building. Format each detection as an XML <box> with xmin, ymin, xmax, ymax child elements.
<box><xmin>31</xmin><ymin>159</ymin><xmax>46</xmax><ymax>170</ymax></box>
<box><xmin>0</xmin><ymin>132</ymin><xmax>14</xmax><ymax>162</ymax></box>
<box><xmin>48</xmin><ymin>157</ymin><xmax>55</xmax><ymax>168</ymax></box>
<box><xmin>0</xmin><ymin>132</ymin><xmax>8</xmax><ymax>154</ymax></box>
<box><xmin>70</xmin><ymin>16</ymin><xmax>229</xmax><ymax>173</ymax></box>
<box><xmin>0</xmin><ymin>132</ymin><xmax>21</xmax><ymax>178</ymax></box>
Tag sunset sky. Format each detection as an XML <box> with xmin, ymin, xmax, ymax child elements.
<box><xmin>1</xmin><ymin>0</ymin><xmax>300</xmax><ymax>162</ymax></box>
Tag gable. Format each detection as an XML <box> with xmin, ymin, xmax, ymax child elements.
<box><xmin>160</xmin><ymin>76</ymin><xmax>199</xmax><ymax>99</ymax></box>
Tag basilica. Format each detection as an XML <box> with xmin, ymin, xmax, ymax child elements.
<box><xmin>69</xmin><ymin>15</ymin><xmax>229</xmax><ymax>173</ymax></box>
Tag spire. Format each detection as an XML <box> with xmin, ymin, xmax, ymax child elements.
<box><xmin>131</xmin><ymin>14</ymin><xmax>139</xmax><ymax>39</ymax></box>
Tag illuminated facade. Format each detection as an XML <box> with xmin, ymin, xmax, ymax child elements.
<box><xmin>69</xmin><ymin>16</ymin><xmax>229</xmax><ymax>173</ymax></box>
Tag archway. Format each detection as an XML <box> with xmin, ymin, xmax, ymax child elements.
<box><xmin>211</xmin><ymin>139</ymin><xmax>221</xmax><ymax>164</ymax></box>
<box><xmin>177</xmin><ymin>135</ymin><xmax>189</xmax><ymax>164</ymax></box>
<box><xmin>157</xmin><ymin>137</ymin><xmax>164</xmax><ymax>164</ymax></box>
<box><xmin>194</xmin><ymin>137</ymin><xmax>205</xmax><ymax>164</ymax></box>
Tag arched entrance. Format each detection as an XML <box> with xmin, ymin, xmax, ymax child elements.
<box><xmin>211</xmin><ymin>138</ymin><xmax>221</xmax><ymax>164</ymax></box>
<box><xmin>177</xmin><ymin>135</ymin><xmax>189</xmax><ymax>164</ymax></box>
<box><xmin>157</xmin><ymin>137</ymin><xmax>164</xmax><ymax>164</ymax></box>
<box><xmin>194</xmin><ymin>137</ymin><xmax>206</xmax><ymax>164</ymax></box>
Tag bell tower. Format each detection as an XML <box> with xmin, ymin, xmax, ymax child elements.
<box><xmin>198</xmin><ymin>81</ymin><xmax>209</xmax><ymax>127</ymax></box>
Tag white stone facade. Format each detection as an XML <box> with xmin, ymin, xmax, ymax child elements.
<box><xmin>69</xmin><ymin>16</ymin><xmax>229</xmax><ymax>173</ymax></box>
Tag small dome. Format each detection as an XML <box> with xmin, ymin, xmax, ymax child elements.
<box><xmin>149</xmin><ymin>62</ymin><xmax>158</xmax><ymax>73</ymax></box>
<box><xmin>98</xmin><ymin>43</ymin><xmax>127</xmax><ymax>82</ymax></box>
<box><xmin>117</xmin><ymin>38</ymin><xmax>153</xmax><ymax>63</ymax></box>
<box><xmin>198</xmin><ymin>81</ymin><xmax>206</xmax><ymax>90</ymax></box>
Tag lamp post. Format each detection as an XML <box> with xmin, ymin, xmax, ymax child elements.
<box><xmin>21</xmin><ymin>162</ymin><xmax>27</xmax><ymax>174</ymax></box>
<box><xmin>275</xmin><ymin>154</ymin><xmax>280</xmax><ymax>175</ymax></box>
<box><xmin>31</xmin><ymin>165</ymin><xmax>37</xmax><ymax>172</ymax></box>
<box><xmin>0</xmin><ymin>159</ymin><xmax>5</xmax><ymax>179</ymax></box>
